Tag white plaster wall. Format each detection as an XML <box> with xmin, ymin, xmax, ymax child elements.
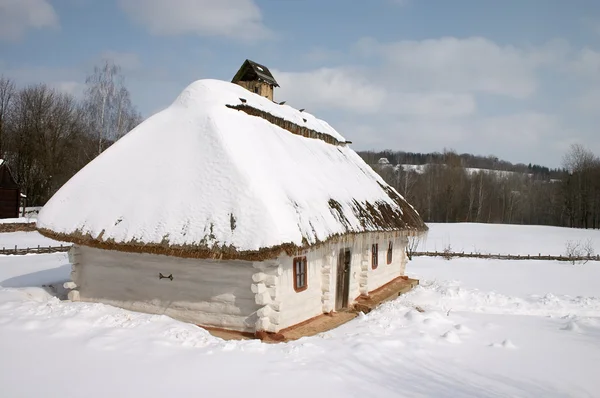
<box><xmin>366</xmin><ymin>235</ymin><xmax>408</xmax><ymax>293</ymax></box>
<box><xmin>71</xmin><ymin>246</ymin><xmax>259</xmax><ymax>332</ymax></box>
<box><xmin>274</xmin><ymin>232</ymin><xmax>409</xmax><ymax>331</ymax></box>
<box><xmin>275</xmin><ymin>250</ymin><xmax>325</xmax><ymax>330</ymax></box>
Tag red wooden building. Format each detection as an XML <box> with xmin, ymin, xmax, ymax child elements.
<box><xmin>0</xmin><ymin>160</ymin><xmax>21</xmax><ymax>219</ymax></box>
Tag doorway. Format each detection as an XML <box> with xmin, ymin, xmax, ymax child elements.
<box><xmin>335</xmin><ymin>248</ymin><xmax>351</xmax><ymax>311</ymax></box>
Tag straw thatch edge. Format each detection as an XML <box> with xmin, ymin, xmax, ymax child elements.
<box><xmin>37</xmin><ymin>226</ymin><xmax>427</xmax><ymax>262</ymax></box>
<box><xmin>225</xmin><ymin>104</ymin><xmax>344</xmax><ymax>146</ymax></box>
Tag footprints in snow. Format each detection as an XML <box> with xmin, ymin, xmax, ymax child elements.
<box><xmin>405</xmin><ymin>310</ymin><xmax>518</xmax><ymax>348</ymax></box>
<box><xmin>489</xmin><ymin>339</ymin><xmax>517</xmax><ymax>349</ymax></box>
<box><xmin>440</xmin><ymin>330</ymin><xmax>461</xmax><ymax>344</ymax></box>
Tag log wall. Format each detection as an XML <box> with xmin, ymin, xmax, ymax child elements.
<box><xmin>69</xmin><ymin>246</ymin><xmax>260</xmax><ymax>332</ymax></box>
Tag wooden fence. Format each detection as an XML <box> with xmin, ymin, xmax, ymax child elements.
<box><xmin>0</xmin><ymin>244</ymin><xmax>71</xmax><ymax>255</ymax></box>
<box><xmin>0</xmin><ymin>245</ymin><xmax>598</xmax><ymax>262</ymax></box>
<box><xmin>411</xmin><ymin>251</ymin><xmax>600</xmax><ymax>262</ymax></box>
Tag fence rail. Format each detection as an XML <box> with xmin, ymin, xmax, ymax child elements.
<box><xmin>1</xmin><ymin>245</ymin><xmax>598</xmax><ymax>262</ymax></box>
<box><xmin>0</xmin><ymin>245</ymin><xmax>71</xmax><ymax>256</ymax></box>
<box><xmin>411</xmin><ymin>251</ymin><xmax>600</xmax><ymax>262</ymax></box>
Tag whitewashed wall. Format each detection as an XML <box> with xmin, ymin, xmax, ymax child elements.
<box><xmin>273</xmin><ymin>251</ymin><xmax>325</xmax><ymax>330</ymax></box>
<box><xmin>67</xmin><ymin>232</ymin><xmax>413</xmax><ymax>334</ymax></box>
<box><xmin>366</xmin><ymin>235</ymin><xmax>409</xmax><ymax>292</ymax></box>
<box><xmin>69</xmin><ymin>246</ymin><xmax>259</xmax><ymax>332</ymax></box>
<box><xmin>272</xmin><ymin>232</ymin><xmax>410</xmax><ymax>331</ymax></box>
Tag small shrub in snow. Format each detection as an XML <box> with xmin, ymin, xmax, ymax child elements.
<box><xmin>442</xmin><ymin>244</ymin><xmax>453</xmax><ymax>260</ymax></box>
<box><xmin>565</xmin><ymin>239</ymin><xmax>595</xmax><ymax>265</ymax></box>
<box><xmin>406</xmin><ymin>236</ymin><xmax>421</xmax><ymax>260</ymax></box>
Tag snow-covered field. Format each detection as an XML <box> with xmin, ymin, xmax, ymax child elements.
<box><xmin>420</xmin><ymin>222</ymin><xmax>600</xmax><ymax>256</ymax></box>
<box><xmin>0</xmin><ymin>216</ymin><xmax>36</xmax><ymax>224</ymax></box>
<box><xmin>0</xmin><ymin>224</ymin><xmax>599</xmax><ymax>397</ymax></box>
<box><xmin>0</xmin><ymin>231</ymin><xmax>67</xmax><ymax>250</ymax></box>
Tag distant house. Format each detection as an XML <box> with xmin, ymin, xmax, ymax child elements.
<box><xmin>38</xmin><ymin>66</ymin><xmax>427</xmax><ymax>337</ymax></box>
<box><xmin>0</xmin><ymin>160</ymin><xmax>20</xmax><ymax>219</ymax></box>
<box><xmin>232</xmin><ymin>59</ymin><xmax>279</xmax><ymax>101</ymax></box>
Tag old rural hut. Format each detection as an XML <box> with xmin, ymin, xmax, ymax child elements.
<box><xmin>37</xmin><ymin>64</ymin><xmax>427</xmax><ymax>336</ymax></box>
<box><xmin>231</xmin><ymin>59</ymin><xmax>279</xmax><ymax>101</ymax></box>
<box><xmin>0</xmin><ymin>160</ymin><xmax>21</xmax><ymax>219</ymax></box>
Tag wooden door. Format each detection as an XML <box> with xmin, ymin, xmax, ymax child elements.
<box><xmin>335</xmin><ymin>248</ymin><xmax>351</xmax><ymax>311</ymax></box>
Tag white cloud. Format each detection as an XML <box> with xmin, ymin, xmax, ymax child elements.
<box><xmin>570</xmin><ymin>48</ymin><xmax>600</xmax><ymax>79</ymax></box>
<box><xmin>344</xmin><ymin>112</ymin><xmax>566</xmax><ymax>165</ymax></box>
<box><xmin>0</xmin><ymin>63</ymin><xmax>83</xmax><ymax>91</ymax></box>
<box><xmin>274</xmin><ymin>37</ymin><xmax>569</xmax><ymax>121</ymax></box>
<box><xmin>118</xmin><ymin>0</ymin><xmax>270</xmax><ymax>41</ymax></box>
<box><xmin>0</xmin><ymin>0</ymin><xmax>59</xmax><ymax>41</ymax></box>
<box><xmin>266</xmin><ymin>36</ymin><xmax>598</xmax><ymax>166</ymax></box>
<box><xmin>356</xmin><ymin>36</ymin><xmax>563</xmax><ymax>99</ymax></box>
<box><xmin>388</xmin><ymin>92</ymin><xmax>476</xmax><ymax>117</ymax></box>
<box><xmin>51</xmin><ymin>81</ymin><xmax>86</xmax><ymax>98</ymax></box>
<box><xmin>0</xmin><ymin>50</ymin><xmax>141</xmax><ymax>99</ymax></box>
<box><xmin>275</xmin><ymin>68</ymin><xmax>475</xmax><ymax>117</ymax></box>
<box><xmin>275</xmin><ymin>68</ymin><xmax>387</xmax><ymax>114</ymax></box>
<box><xmin>575</xmin><ymin>89</ymin><xmax>600</xmax><ymax>113</ymax></box>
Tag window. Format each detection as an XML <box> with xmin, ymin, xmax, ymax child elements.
<box><xmin>371</xmin><ymin>244</ymin><xmax>379</xmax><ymax>269</ymax></box>
<box><xmin>254</xmin><ymin>86</ymin><xmax>260</xmax><ymax>94</ymax></box>
<box><xmin>387</xmin><ymin>241</ymin><xmax>393</xmax><ymax>264</ymax></box>
<box><xmin>293</xmin><ymin>256</ymin><xmax>308</xmax><ymax>292</ymax></box>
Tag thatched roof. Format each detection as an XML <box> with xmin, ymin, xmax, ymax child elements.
<box><xmin>37</xmin><ymin>79</ymin><xmax>426</xmax><ymax>260</ymax></box>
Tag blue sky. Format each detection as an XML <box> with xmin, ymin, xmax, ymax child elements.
<box><xmin>1</xmin><ymin>0</ymin><xmax>599</xmax><ymax>167</ymax></box>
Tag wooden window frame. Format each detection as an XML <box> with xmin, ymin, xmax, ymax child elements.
<box><xmin>293</xmin><ymin>256</ymin><xmax>308</xmax><ymax>292</ymax></box>
<box><xmin>371</xmin><ymin>243</ymin><xmax>379</xmax><ymax>269</ymax></box>
<box><xmin>387</xmin><ymin>241</ymin><xmax>393</xmax><ymax>265</ymax></box>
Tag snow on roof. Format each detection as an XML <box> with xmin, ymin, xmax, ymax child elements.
<box><xmin>37</xmin><ymin>79</ymin><xmax>425</xmax><ymax>258</ymax></box>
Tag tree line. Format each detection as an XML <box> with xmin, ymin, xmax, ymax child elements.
<box><xmin>360</xmin><ymin>146</ymin><xmax>600</xmax><ymax>229</ymax></box>
<box><xmin>0</xmin><ymin>61</ymin><xmax>141</xmax><ymax>206</ymax></box>
<box><xmin>360</xmin><ymin>150</ymin><xmax>562</xmax><ymax>179</ymax></box>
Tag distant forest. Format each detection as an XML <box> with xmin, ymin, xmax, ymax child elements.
<box><xmin>359</xmin><ymin>150</ymin><xmax>562</xmax><ymax>179</ymax></box>
<box><xmin>358</xmin><ymin>148</ymin><xmax>600</xmax><ymax>229</ymax></box>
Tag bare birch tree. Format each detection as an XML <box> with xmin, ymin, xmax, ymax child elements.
<box><xmin>0</xmin><ymin>76</ymin><xmax>15</xmax><ymax>158</ymax></box>
<box><xmin>83</xmin><ymin>61</ymin><xmax>141</xmax><ymax>155</ymax></box>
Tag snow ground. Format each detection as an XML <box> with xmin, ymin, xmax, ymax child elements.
<box><xmin>0</xmin><ymin>253</ymin><xmax>69</xmax><ymax>288</ymax></box>
<box><xmin>0</xmin><ymin>231</ymin><xmax>67</xmax><ymax>250</ymax></box>
<box><xmin>0</xmin><ymin>225</ymin><xmax>599</xmax><ymax>397</ymax></box>
<box><xmin>0</xmin><ymin>217</ymin><xmax>36</xmax><ymax>224</ymax></box>
<box><xmin>420</xmin><ymin>222</ymin><xmax>600</xmax><ymax>256</ymax></box>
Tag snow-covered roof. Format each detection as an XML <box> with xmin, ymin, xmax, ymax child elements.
<box><xmin>37</xmin><ymin>79</ymin><xmax>426</xmax><ymax>259</ymax></box>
